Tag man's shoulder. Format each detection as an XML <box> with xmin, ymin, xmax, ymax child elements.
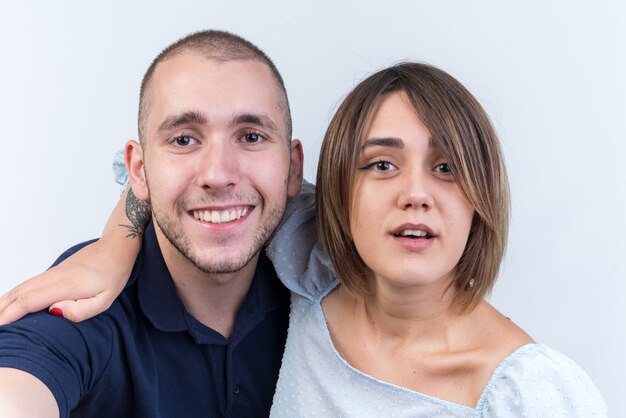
<box><xmin>50</xmin><ymin>239</ymin><xmax>99</xmax><ymax>268</ymax></box>
<box><xmin>51</xmin><ymin>238</ymin><xmax>141</xmax><ymax>305</ymax></box>
<box><xmin>42</xmin><ymin>238</ymin><xmax>144</xmax><ymax>338</ymax></box>
<box><xmin>0</xmin><ymin>307</ymin><xmax>120</xmax><ymax>416</ymax></box>
<box><xmin>0</xmin><ymin>237</ymin><xmax>143</xmax><ymax>401</ymax></box>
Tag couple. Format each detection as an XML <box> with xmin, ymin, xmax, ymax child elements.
<box><xmin>0</xmin><ymin>30</ymin><xmax>605</xmax><ymax>417</ymax></box>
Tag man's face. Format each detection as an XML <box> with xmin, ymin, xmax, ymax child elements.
<box><xmin>130</xmin><ymin>53</ymin><xmax>302</xmax><ymax>276</ymax></box>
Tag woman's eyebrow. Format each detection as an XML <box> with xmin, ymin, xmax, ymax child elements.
<box><xmin>359</xmin><ymin>137</ymin><xmax>405</xmax><ymax>150</ymax></box>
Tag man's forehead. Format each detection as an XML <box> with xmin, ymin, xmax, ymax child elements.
<box><xmin>150</xmin><ymin>53</ymin><xmax>278</xmax><ymax>95</ymax></box>
<box><xmin>144</xmin><ymin>54</ymin><xmax>288</xmax><ymax>135</ymax></box>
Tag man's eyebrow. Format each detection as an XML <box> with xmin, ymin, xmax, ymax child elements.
<box><xmin>158</xmin><ymin>111</ymin><xmax>207</xmax><ymax>133</ymax></box>
<box><xmin>230</xmin><ymin>112</ymin><xmax>279</xmax><ymax>134</ymax></box>
<box><xmin>360</xmin><ymin>137</ymin><xmax>405</xmax><ymax>150</ymax></box>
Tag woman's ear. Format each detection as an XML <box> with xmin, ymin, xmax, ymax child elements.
<box><xmin>125</xmin><ymin>140</ymin><xmax>149</xmax><ymax>201</ymax></box>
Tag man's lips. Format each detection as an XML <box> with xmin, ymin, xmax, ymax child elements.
<box><xmin>191</xmin><ymin>205</ymin><xmax>252</xmax><ymax>225</ymax></box>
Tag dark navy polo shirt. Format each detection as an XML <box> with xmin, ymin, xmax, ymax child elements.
<box><xmin>0</xmin><ymin>223</ymin><xmax>290</xmax><ymax>417</ymax></box>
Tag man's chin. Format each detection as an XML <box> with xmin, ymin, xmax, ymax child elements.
<box><xmin>185</xmin><ymin>253</ymin><xmax>257</xmax><ymax>275</ymax></box>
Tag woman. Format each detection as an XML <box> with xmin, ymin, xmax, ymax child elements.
<box><xmin>269</xmin><ymin>63</ymin><xmax>605</xmax><ymax>416</ymax></box>
<box><xmin>0</xmin><ymin>63</ymin><xmax>606</xmax><ymax>416</ymax></box>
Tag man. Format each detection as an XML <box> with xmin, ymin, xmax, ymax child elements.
<box><xmin>0</xmin><ymin>30</ymin><xmax>304</xmax><ymax>417</ymax></box>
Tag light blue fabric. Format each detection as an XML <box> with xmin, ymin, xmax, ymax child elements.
<box><xmin>267</xmin><ymin>184</ymin><xmax>607</xmax><ymax>417</ymax></box>
<box><xmin>112</xmin><ymin>149</ymin><xmax>128</xmax><ymax>189</ymax></box>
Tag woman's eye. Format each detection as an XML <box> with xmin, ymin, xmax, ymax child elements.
<box><xmin>362</xmin><ymin>160</ymin><xmax>397</xmax><ymax>172</ymax></box>
<box><xmin>174</xmin><ymin>135</ymin><xmax>196</xmax><ymax>146</ymax></box>
<box><xmin>241</xmin><ymin>132</ymin><xmax>264</xmax><ymax>144</ymax></box>
<box><xmin>375</xmin><ymin>161</ymin><xmax>394</xmax><ymax>171</ymax></box>
<box><xmin>434</xmin><ymin>162</ymin><xmax>452</xmax><ymax>173</ymax></box>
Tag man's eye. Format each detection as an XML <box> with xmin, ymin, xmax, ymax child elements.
<box><xmin>174</xmin><ymin>135</ymin><xmax>196</xmax><ymax>146</ymax></box>
<box><xmin>241</xmin><ymin>132</ymin><xmax>264</xmax><ymax>144</ymax></box>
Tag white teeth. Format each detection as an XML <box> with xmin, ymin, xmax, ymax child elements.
<box><xmin>400</xmin><ymin>229</ymin><xmax>428</xmax><ymax>237</ymax></box>
<box><xmin>193</xmin><ymin>208</ymin><xmax>249</xmax><ymax>224</ymax></box>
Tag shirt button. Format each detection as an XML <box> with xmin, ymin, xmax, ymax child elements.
<box><xmin>233</xmin><ymin>385</ymin><xmax>241</xmax><ymax>394</ymax></box>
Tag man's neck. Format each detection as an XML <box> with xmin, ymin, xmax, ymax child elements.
<box><xmin>171</xmin><ymin>257</ymin><xmax>258</xmax><ymax>338</ymax></box>
<box><xmin>154</xmin><ymin>234</ymin><xmax>259</xmax><ymax>338</ymax></box>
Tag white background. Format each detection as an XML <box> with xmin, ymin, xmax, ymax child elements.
<box><xmin>1</xmin><ymin>0</ymin><xmax>624</xmax><ymax>412</ymax></box>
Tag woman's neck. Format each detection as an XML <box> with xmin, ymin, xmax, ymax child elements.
<box><xmin>359</xmin><ymin>278</ymin><xmax>470</xmax><ymax>350</ymax></box>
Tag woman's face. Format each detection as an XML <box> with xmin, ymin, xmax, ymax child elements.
<box><xmin>350</xmin><ymin>91</ymin><xmax>474</xmax><ymax>291</ymax></box>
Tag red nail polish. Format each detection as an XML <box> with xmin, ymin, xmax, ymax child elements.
<box><xmin>49</xmin><ymin>308</ymin><xmax>64</xmax><ymax>317</ymax></box>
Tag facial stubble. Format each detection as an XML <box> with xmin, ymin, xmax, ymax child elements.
<box><xmin>149</xmin><ymin>181</ymin><xmax>289</xmax><ymax>275</ymax></box>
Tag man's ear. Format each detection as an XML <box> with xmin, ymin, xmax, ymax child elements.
<box><xmin>125</xmin><ymin>140</ymin><xmax>149</xmax><ymax>201</ymax></box>
<box><xmin>287</xmin><ymin>139</ymin><xmax>304</xmax><ymax>197</ymax></box>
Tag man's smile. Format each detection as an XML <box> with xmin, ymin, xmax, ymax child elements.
<box><xmin>192</xmin><ymin>206</ymin><xmax>252</xmax><ymax>224</ymax></box>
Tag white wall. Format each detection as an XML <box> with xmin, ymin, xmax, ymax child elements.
<box><xmin>1</xmin><ymin>0</ymin><xmax>623</xmax><ymax>412</ymax></box>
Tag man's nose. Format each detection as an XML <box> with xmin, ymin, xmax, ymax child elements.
<box><xmin>195</xmin><ymin>140</ymin><xmax>240</xmax><ymax>190</ymax></box>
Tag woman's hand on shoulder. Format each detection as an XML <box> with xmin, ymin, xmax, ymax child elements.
<box><xmin>0</xmin><ymin>239</ymin><xmax>132</xmax><ymax>324</ymax></box>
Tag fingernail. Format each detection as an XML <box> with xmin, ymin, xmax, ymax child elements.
<box><xmin>49</xmin><ymin>308</ymin><xmax>64</xmax><ymax>318</ymax></box>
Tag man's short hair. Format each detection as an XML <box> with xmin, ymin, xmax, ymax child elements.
<box><xmin>138</xmin><ymin>30</ymin><xmax>292</xmax><ymax>143</ymax></box>
<box><xmin>316</xmin><ymin>62</ymin><xmax>510</xmax><ymax>312</ymax></box>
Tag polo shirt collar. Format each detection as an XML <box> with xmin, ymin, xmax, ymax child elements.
<box><xmin>136</xmin><ymin>223</ymin><xmax>289</xmax><ymax>340</ymax></box>
<box><xmin>137</xmin><ymin>223</ymin><xmax>187</xmax><ymax>332</ymax></box>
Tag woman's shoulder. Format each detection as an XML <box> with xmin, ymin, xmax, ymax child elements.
<box><xmin>266</xmin><ymin>181</ymin><xmax>339</xmax><ymax>301</ymax></box>
<box><xmin>478</xmin><ymin>343</ymin><xmax>607</xmax><ymax>416</ymax></box>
